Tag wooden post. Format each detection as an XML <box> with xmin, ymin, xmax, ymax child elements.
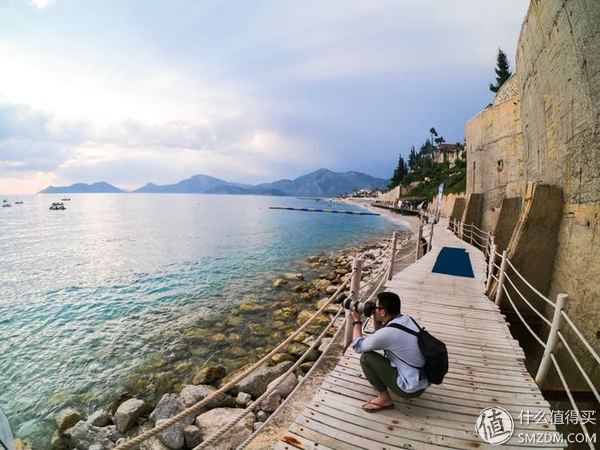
<box><xmin>494</xmin><ymin>250</ymin><xmax>508</xmax><ymax>306</ymax></box>
<box><xmin>345</xmin><ymin>258</ymin><xmax>363</xmax><ymax>346</ymax></box>
<box><xmin>414</xmin><ymin>225</ymin><xmax>423</xmax><ymax>262</ymax></box>
<box><xmin>535</xmin><ymin>294</ymin><xmax>568</xmax><ymax>385</ymax></box>
<box><xmin>387</xmin><ymin>232</ymin><xmax>398</xmax><ymax>281</ymax></box>
<box><xmin>459</xmin><ymin>221</ymin><xmax>463</xmax><ymax>240</ymax></box>
<box><xmin>427</xmin><ymin>222</ymin><xmax>434</xmax><ymax>252</ymax></box>
<box><xmin>469</xmin><ymin>225</ymin><xmax>473</xmax><ymax>245</ymax></box>
<box><xmin>486</xmin><ymin>242</ymin><xmax>496</xmax><ymax>292</ymax></box>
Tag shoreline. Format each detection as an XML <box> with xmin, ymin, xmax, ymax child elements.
<box><xmin>340</xmin><ymin>197</ymin><xmax>421</xmax><ymax>233</ymax></box>
<box><xmin>40</xmin><ymin>225</ymin><xmax>413</xmax><ymax>450</ymax></box>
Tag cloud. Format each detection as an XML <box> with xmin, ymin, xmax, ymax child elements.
<box><xmin>30</xmin><ymin>0</ymin><xmax>55</xmax><ymax>10</ymax></box>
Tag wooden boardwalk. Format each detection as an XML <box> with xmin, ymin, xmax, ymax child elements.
<box><xmin>275</xmin><ymin>221</ymin><xmax>565</xmax><ymax>449</ymax></box>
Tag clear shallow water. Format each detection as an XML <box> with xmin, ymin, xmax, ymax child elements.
<box><xmin>0</xmin><ymin>194</ymin><xmax>406</xmax><ymax>445</ymax></box>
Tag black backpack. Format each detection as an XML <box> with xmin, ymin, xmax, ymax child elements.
<box><xmin>387</xmin><ymin>317</ymin><xmax>448</xmax><ymax>384</ymax></box>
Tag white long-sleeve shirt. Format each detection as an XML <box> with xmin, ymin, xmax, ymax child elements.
<box><xmin>351</xmin><ymin>315</ymin><xmax>431</xmax><ymax>393</ymax></box>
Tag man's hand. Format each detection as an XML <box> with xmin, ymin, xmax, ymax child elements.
<box><xmin>350</xmin><ymin>306</ymin><xmax>361</xmax><ymax>322</ymax></box>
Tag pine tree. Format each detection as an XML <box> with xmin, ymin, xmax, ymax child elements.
<box><xmin>388</xmin><ymin>154</ymin><xmax>408</xmax><ymax>188</ymax></box>
<box><xmin>489</xmin><ymin>48</ymin><xmax>512</xmax><ymax>93</ymax></box>
<box><xmin>408</xmin><ymin>146</ymin><xmax>418</xmax><ymax>171</ymax></box>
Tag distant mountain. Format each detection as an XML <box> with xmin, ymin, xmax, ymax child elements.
<box><xmin>39</xmin><ymin>182</ymin><xmax>123</xmax><ymax>194</ymax></box>
<box><xmin>39</xmin><ymin>169</ymin><xmax>388</xmax><ymax>197</ymax></box>
<box><xmin>256</xmin><ymin>168</ymin><xmax>388</xmax><ymax>197</ymax></box>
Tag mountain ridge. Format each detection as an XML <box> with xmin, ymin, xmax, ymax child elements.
<box><xmin>39</xmin><ymin>169</ymin><xmax>388</xmax><ymax>197</ymax></box>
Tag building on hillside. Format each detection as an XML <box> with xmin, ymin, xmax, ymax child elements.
<box><xmin>432</xmin><ymin>143</ymin><xmax>463</xmax><ymax>166</ymax></box>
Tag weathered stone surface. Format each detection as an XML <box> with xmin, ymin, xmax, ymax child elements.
<box><xmin>256</xmin><ymin>410</ymin><xmax>269</xmax><ymax>422</ymax></box>
<box><xmin>312</xmin><ymin>279</ymin><xmax>331</xmax><ymax>290</ymax></box>
<box><xmin>149</xmin><ymin>394</ymin><xmax>193</xmax><ymax>427</ymax></box>
<box><xmin>235</xmin><ymin>361</ymin><xmax>292</xmax><ymax>397</ymax></box>
<box><xmin>270</xmin><ymin>352</ymin><xmax>295</xmax><ymax>364</ymax></box>
<box><xmin>114</xmin><ymin>398</ymin><xmax>146</xmax><ymax>433</ymax></box>
<box><xmin>127</xmin><ymin>423</ymin><xmax>171</xmax><ymax>450</ymax></box>
<box><xmin>299</xmin><ymin>361</ymin><xmax>315</xmax><ymax>373</ymax></box>
<box><xmin>253</xmin><ymin>421</ymin><xmax>264</xmax><ymax>432</ymax></box>
<box><xmin>236</xmin><ymin>392</ymin><xmax>252</xmax><ymax>406</ymax></box>
<box><xmin>273</xmin><ymin>279</ymin><xmax>288</xmax><ymax>288</ymax></box>
<box><xmin>183</xmin><ymin>425</ymin><xmax>202</xmax><ymax>448</ymax></box>
<box><xmin>178</xmin><ymin>384</ymin><xmax>228</xmax><ymax>408</ymax></box>
<box><xmin>297</xmin><ymin>310</ymin><xmax>330</xmax><ymax>327</ymax></box>
<box><xmin>50</xmin><ymin>431</ymin><xmax>68</xmax><ymax>450</ymax></box>
<box><xmin>284</xmin><ymin>272</ymin><xmax>304</xmax><ymax>280</ymax></box>
<box><xmin>69</xmin><ymin>421</ymin><xmax>113</xmax><ymax>450</ymax></box>
<box><xmin>55</xmin><ymin>408</ymin><xmax>82</xmax><ymax>433</ymax></box>
<box><xmin>156</xmin><ymin>419</ymin><xmax>186</xmax><ymax>450</ymax></box>
<box><xmin>195</xmin><ymin>408</ymin><xmax>255</xmax><ymax>449</ymax></box>
<box><xmin>318</xmin><ymin>337</ymin><xmax>332</xmax><ymax>353</ymax></box>
<box><xmin>260</xmin><ymin>372</ymin><xmax>298</xmax><ymax>412</ymax></box>
<box><xmin>192</xmin><ymin>365</ymin><xmax>226</xmax><ymax>384</ymax></box>
<box><xmin>306</xmin><ymin>256</ymin><xmax>319</xmax><ymax>263</ymax></box>
<box><xmin>87</xmin><ymin>410</ymin><xmax>111</xmax><ymax>427</ymax></box>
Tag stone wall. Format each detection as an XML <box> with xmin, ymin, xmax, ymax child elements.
<box><xmin>466</xmin><ymin>0</ymin><xmax>600</xmax><ymax>389</ymax></box>
<box><xmin>516</xmin><ymin>0</ymin><xmax>600</xmax><ymax>387</ymax></box>
<box><xmin>465</xmin><ymin>89</ymin><xmax>525</xmax><ymax>233</ymax></box>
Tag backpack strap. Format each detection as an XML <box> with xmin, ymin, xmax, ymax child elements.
<box><xmin>409</xmin><ymin>316</ymin><xmax>423</xmax><ymax>331</ymax></box>
<box><xmin>385</xmin><ymin>322</ymin><xmax>423</xmax><ymax>370</ymax></box>
<box><xmin>387</xmin><ymin>323</ymin><xmax>418</xmax><ymax>336</ymax></box>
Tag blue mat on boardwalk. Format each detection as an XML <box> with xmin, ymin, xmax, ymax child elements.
<box><xmin>432</xmin><ymin>247</ymin><xmax>474</xmax><ymax>278</ymax></box>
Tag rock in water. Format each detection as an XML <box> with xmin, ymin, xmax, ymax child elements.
<box><xmin>192</xmin><ymin>365</ymin><xmax>227</xmax><ymax>384</ymax></box>
<box><xmin>55</xmin><ymin>408</ymin><xmax>82</xmax><ymax>433</ymax></box>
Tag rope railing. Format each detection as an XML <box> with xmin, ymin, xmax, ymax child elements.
<box><xmin>550</xmin><ymin>354</ymin><xmax>595</xmax><ymax>450</ymax></box>
<box><xmin>505</xmin><ymin>259</ymin><xmax>556</xmax><ymax>308</ymax></box>
<box><xmin>115</xmin><ymin>227</ymin><xmax>418</xmax><ymax>450</ymax></box>
<box><xmin>501</xmin><ymin>284</ymin><xmax>547</xmax><ymax>347</ymax></box>
<box><xmin>114</xmin><ymin>277</ymin><xmax>350</xmax><ymax>450</ymax></box>
<box><xmin>198</xmin><ymin>305</ymin><xmax>346</xmax><ymax>449</ymax></box>
<box><xmin>556</xmin><ymin>331</ymin><xmax>600</xmax><ymax>403</ymax></box>
<box><xmin>451</xmin><ymin>217</ymin><xmax>599</xmax><ymax>444</ymax></box>
<box><xmin>503</xmin><ymin>273</ymin><xmax>552</xmax><ymax>326</ymax></box>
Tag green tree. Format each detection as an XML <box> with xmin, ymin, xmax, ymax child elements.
<box><xmin>408</xmin><ymin>146</ymin><xmax>418</xmax><ymax>171</ymax></box>
<box><xmin>388</xmin><ymin>154</ymin><xmax>408</xmax><ymax>188</ymax></box>
<box><xmin>489</xmin><ymin>48</ymin><xmax>512</xmax><ymax>93</ymax></box>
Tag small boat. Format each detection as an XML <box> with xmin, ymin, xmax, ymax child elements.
<box><xmin>49</xmin><ymin>202</ymin><xmax>66</xmax><ymax>210</ymax></box>
<box><xmin>14</xmin><ymin>201</ymin><xmax>23</xmax><ymax>205</ymax></box>
<box><xmin>2</xmin><ymin>203</ymin><xmax>11</xmax><ymax>208</ymax></box>
<box><xmin>61</xmin><ymin>198</ymin><xmax>71</xmax><ymax>201</ymax></box>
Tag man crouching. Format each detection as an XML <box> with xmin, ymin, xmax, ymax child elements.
<box><xmin>350</xmin><ymin>291</ymin><xmax>430</xmax><ymax>412</ymax></box>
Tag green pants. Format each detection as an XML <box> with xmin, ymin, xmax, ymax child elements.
<box><xmin>360</xmin><ymin>351</ymin><xmax>425</xmax><ymax>399</ymax></box>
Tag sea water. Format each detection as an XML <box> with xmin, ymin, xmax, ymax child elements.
<box><xmin>0</xmin><ymin>194</ymin><xmax>407</xmax><ymax>445</ymax></box>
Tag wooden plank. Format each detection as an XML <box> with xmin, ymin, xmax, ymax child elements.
<box><xmin>275</xmin><ymin>431</ymin><xmax>336</xmax><ymax>450</ymax></box>
<box><xmin>270</xmin><ymin>221</ymin><xmax>565</xmax><ymax>450</ymax></box>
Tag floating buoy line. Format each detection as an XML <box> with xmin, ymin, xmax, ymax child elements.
<box><xmin>268</xmin><ymin>206</ymin><xmax>380</xmax><ymax>216</ymax></box>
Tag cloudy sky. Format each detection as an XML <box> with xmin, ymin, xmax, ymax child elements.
<box><xmin>0</xmin><ymin>0</ymin><xmax>528</xmax><ymax>194</ymax></box>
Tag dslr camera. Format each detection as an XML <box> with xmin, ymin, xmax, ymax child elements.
<box><xmin>334</xmin><ymin>292</ymin><xmax>376</xmax><ymax>317</ymax></box>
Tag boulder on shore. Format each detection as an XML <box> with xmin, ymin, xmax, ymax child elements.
<box><xmin>114</xmin><ymin>398</ymin><xmax>146</xmax><ymax>433</ymax></box>
<box><xmin>195</xmin><ymin>408</ymin><xmax>255</xmax><ymax>449</ymax></box>
<box><xmin>235</xmin><ymin>361</ymin><xmax>292</xmax><ymax>397</ymax></box>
